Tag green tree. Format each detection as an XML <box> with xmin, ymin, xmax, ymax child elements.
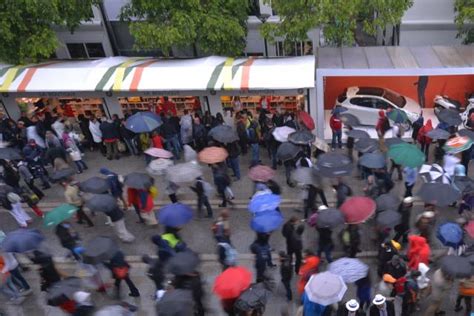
<box><xmin>454</xmin><ymin>0</ymin><xmax>474</xmax><ymax>44</ymax></box>
<box><xmin>120</xmin><ymin>0</ymin><xmax>248</xmax><ymax>57</ymax></box>
<box><xmin>0</xmin><ymin>0</ymin><xmax>100</xmax><ymax>64</ymax></box>
<box><xmin>261</xmin><ymin>0</ymin><xmax>413</xmax><ymax>47</ymax></box>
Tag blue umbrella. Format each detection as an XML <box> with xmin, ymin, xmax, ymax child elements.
<box><xmin>436</xmin><ymin>222</ymin><xmax>463</xmax><ymax>247</ymax></box>
<box><xmin>248</xmin><ymin>193</ymin><xmax>281</xmax><ymax>214</ymax></box>
<box><xmin>0</xmin><ymin>229</ymin><xmax>44</xmax><ymax>253</ymax></box>
<box><xmin>125</xmin><ymin>111</ymin><xmax>163</xmax><ymax>133</ymax></box>
<box><xmin>250</xmin><ymin>211</ymin><xmax>284</xmax><ymax>233</ymax></box>
<box><xmin>157</xmin><ymin>203</ymin><xmax>193</xmax><ymax>227</ymax></box>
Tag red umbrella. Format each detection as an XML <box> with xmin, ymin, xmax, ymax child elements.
<box><xmin>340</xmin><ymin>196</ymin><xmax>376</xmax><ymax>224</ymax></box>
<box><xmin>465</xmin><ymin>220</ymin><xmax>474</xmax><ymax>238</ymax></box>
<box><xmin>213</xmin><ymin>266</ymin><xmax>252</xmax><ymax>299</ymax></box>
<box><xmin>198</xmin><ymin>146</ymin><xmax>229</xmax><ymax>164</ymax></box>
<box><xmin>298</xmin><ymin>111</ymin><xmax>315</xmax><ymax>131</ymax></box>
<box><xmin>248</xmin><ymin>165</ymin><xmax>275</xmax><ymax>182</ymax></box>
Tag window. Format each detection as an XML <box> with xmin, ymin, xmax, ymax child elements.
<box><xmin>85</xmin><ymin>43</ymin><xmax>106</xmax><ymax>58</ymax></box>
<box><xmin>67</xmin><ymin>43</ymin><xmax>88</xmax><ymax>59</ymax></box>
<box><xmin>374</xmin><ymin>98</ymin><xmax>390</xmax><ymax>110</ymax></box>
<box><xmin>67</xmin><ymin>43</ymin><xmax>106</xmax><ymax>59</ymax></box>
<box><xmin>351</xmin><ymin>97</ymin><xmax>375</xmax><ymax>108</ymax></box>
<box><xmin>276</xmin><ymin>41</ymin><xmax>313</xmax><ymax>56</ymax></box>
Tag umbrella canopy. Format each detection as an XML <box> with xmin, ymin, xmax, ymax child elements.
<box><xmin>125</xmin><ymin>111</ymin><xmax>162</xmax><ymax>133</ymax></box>
<box><xmin>276</xmin><ymin>142</ymin><xmax>300</xmax><ymax>161</ymax></box>
<box><xmin>436</xmin><ymin>222</ymin><xmax>463</xmax><ymax>248</ymax></box>
<box><xmin>156</xmin><ymin>289</ymin><xmax>194</xmax><ymax>315</ymax></box>
<box><xmin>454</xmin><ymin>176</ymin><xmax>474</xmax><ymax>194</ymax></box>
<box><xmin>465</xmin><ymin>220</ymin><xmax>474</xmax><ymax>238</ymax></box>
<box><xmin>340</xmin><ymin>196</ymin><xmax>376</xmax><ymax>224</ymax></box>
<box><xmin>426</xmin><ymin>128</ymin><xmax>451</xmax><ymax>140</ymax></box>
<box><xmin>346</xmin><ymin>129</ymin><xmax>370</xmax><ymax>139</ymax></box>
<box><xmin>248</xmin><ymin>165</ymin><xmax>275</xmax><ymax>182</ymax></box>
<box><xmin>292</xmin><ymin>167</ymin><xmax>315</xmax><ymax>185</ymax></box>
<box><xmin>444</xmin><ymin>136</ymin><xmax>474</xmax><ymax>154</ymax></box>
<box><xmin>147</xmin><ymin>158</ymin><xmax>174</xmax><ymax>176</ymax></box>
<box><xmin>250</xmin><ymin>210</ymin><xmax>284</xmax><ymax>233</ymax></box>
<box><xmin>234</xmin><ymin>283</ymin><xmax>270</xmax><ymax>312</ymax></box>
<box><xmin>208</xmin><ymin>125</ymin><xmax>239</xmax><ymax>144</ymax></box>
<box><xmin>376</xmin><ymin>210</ymin><xmax>402</xmax><ymax>228</ymax></box>
<box><xmin>50</xmin><ymin>168</ymin><xmax>76</xmax><ymax>182</ymax></box>
<box><xmin>79</xmin><ymin>177</ymin><xmax>109</xmax><ymax>194</ymax></box>
<box><xmin>166</xmin><ymin>162</ymin><xmax>203</xmax><ymax>183</ymax></box>
<box><xmin>167</xmin><ymin>250</ymin><xmax>200</xmax><ymax>275</ymax></box>
<box><xmin>288</xmin><ymin>130</ymin><xmax>316</xmax><ymax>145</ymax></box>
<box><xmin>312</xmin><ymin>137</ymin><xmax>330</xmax><ymax>152</ymax></box>
<box><xmin>376</xmin><ymin>193</ymin><xmax>400</xmax><ymax>211</ymax></box>
<box><xmin>341</xmin><ymin>114</ymin><xmax>359</xmax><ymax>127</ymax></box>
<box><xmin>419</xmin><ymin>164</ymin><xmax>451</xmax><ymax>184</ymax></box>
<box><xmin>354</xmin><ymin>138</ymin><xmax>379</xmax><ymax>153</ymax></box>
<box><xmin>157</xmin><ymin>203</ymin><xmax>193</xmax><ymax>227</ymax></box>
<box><xmin>124</xmin><ymin>172</ymin><xmax>153</xmax><ymax>190</ymax></box>
<box><xmin>436</xmin><ymin>108</ymin><xmax>462</xmax><ymax>126</ymax></box>
<box><xmin>144</xmin><ymin>147</ymin><xmax>173</xmax><ymax>159</ymax></box>
<box><xmin>84</xmin><ymin>194</ymin><xmax>118</xmax><ymax>213</ymax></box>
<box><xmin>387</xmin><ymin>109</ymin><xmax>408</xmax><ymax>124</ymax></box>
<box><xmin>43</xmin><ymin>204</ymin><xmax>78</xmax><ymax>228</ymax></box>
<box><xmin>248</xmin><ymin>193</ymin><xmax>281</xmax><ymax>213</ymax></box>
<box><xmin>316</xmin><ymin>208</ymin><xmax>345</xmax><ymax>228</ymax></box>
<box><xmin>458</xmin><ymin>128</ymin><xmax>474</xmax><ymax>140</ymax></box>
<box><xmin>328</xmin><ymin>258</ymin><xmax>369</xmax><ymax>283</ymax></box>
<box><xmin>298</xmin><ymin>111</ymin><xmax>315</xmax><ymax>130</ymax></box>
<box><xmin>359</xmin><ymin>152</ymin><xmax>386</xmax><ymax>169</ymax></box>
<box><xmin>314</xmin><ymin>153</ymin><xmax>353</xmax><ymax>178</ymax></box>
<box><xmin>417</xmin><ymin>182</ymin><xmax>461</xmax><ymax>206</ymax></box>
<box><xmin>304</xmin><ymin>272</ymin><xmax>347</xmax><ymax>305</ymax></box>
<box><xmin>385</xmin><ymin>137</ymin><xmax>406</xmax><ymax>147</ymax></box>
<box><xmin>46</xmin><ymin>277</ymin><xmax>81</xmax><ymax>306</ymax></box>
<box><xmin>388</xmin><ymin>143</ymin><xmax>425</xmax><ymax>168</ymax></box>
<box><xmin>0</xmin><ymin>147</ymin><xmax>22</xmax><ymax>160</ymax></box>
<box><xmin>213</xmin><ymin>266</ymin><xmax>252</xmax><ymax>299</ymax></box>
<box><xmin>440</xmin><ymin>255</ymin><xmax>472</xmax><ymax>278</ymax></box>
<box><xmin>272</xmin><ymin>126</ymin><xmax>296</xmax><ymax>142</ymax></box>
<box><xmin>198</xmin><ymin>146</ymin><xmax>228</xmax><ymax>164</ymax></box>
<box><xmin>0</xmin><ymin>228</ymin><xmax>44</xmax><ymax>253</ymax></box>
<box><xmin>82</xmin><ymin>236</ymin><xmax>119</xmax><ymax>264</ymax></box>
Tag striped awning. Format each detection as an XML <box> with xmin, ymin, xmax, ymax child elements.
<box><xmin>0</xmin><ymin>56</ymin><xmax>315</xmax><ymax>93</ymax></box>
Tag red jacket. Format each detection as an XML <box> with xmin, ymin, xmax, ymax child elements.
<box><xmin>417</xmin><ymin>119</ymin><xmax>433</xmax><ymax>144</ymax></box>
<box><xmin>152</xmin><ymin>135</ymin><xmax>164</xmax><ymax>149</ymax></box>
<box><xmin>407</xmin><ymin>235</ymin><xmax>431</xmax><ymax>270</ymax></box>
<box><xmin>329</xmin><ymin>115</ymin><xmax>342</xmax><ymax>131</ymax></box>
<box><xmin>127</xmin><ymin>188</ymin><xmax>154</xmax><ymax>213</ymax></box>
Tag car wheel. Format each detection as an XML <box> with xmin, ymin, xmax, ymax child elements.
<box><xmin>340</xmin><ymin>114</ymin><xmax>360</xmax><ymax>127</ymax></box>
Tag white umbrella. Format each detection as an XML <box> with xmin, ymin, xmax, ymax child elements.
<box><xmin>183</xmin><ymin>144</ymin><xmax>197</xmax><ymax>162</ymax></box>
<box><xmin>304</xmin><ymin>272</ymin><xmax>347</xmax><ymax>306</ymax></box>
<box><xmin>166</xmin><ymin>162</ymin><xmax>203</xmax><ymax>183</ymax></box>
<box><xmin>272</xmin><ymin>126</ymin><xmax>296</xmax><ymax>142</ymax></box>
<box><xmin>328</xmin><ymin>257</ymin><xmax>369</xmax><ymax>283</ymax></box>
<box><xmin>147</xmin><ymin>158</ymin><xmax>174</xmax><ymax>176</ymax></box>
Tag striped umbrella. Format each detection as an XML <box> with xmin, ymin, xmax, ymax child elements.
<box><xmin>419</xmin><ymin>163</ymin><xmax>451</xmax><ymax>184</ymax></box>
<box><xmin>444</xmin><ymin>136</ymin><xmax>474</xmax><ymax>154</ymax></box>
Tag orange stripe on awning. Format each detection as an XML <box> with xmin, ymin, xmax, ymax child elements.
<box><xmin>129</xmin><ymin>59</ymin><xmax>157</xmax><ymax>91</ymax></box>
<box><xmin>240</xmin><ymin>58</ymin><xmax>255</xmax><ymax>91</ymax></box>
<box><xmin>17</xmin><ymin>62</ymin><xmax>59</xmax><ymax>92</ymax></box>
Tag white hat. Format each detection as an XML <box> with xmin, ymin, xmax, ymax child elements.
<box><xmin>345</xmin><ymin>299</ymin><xmax>360</xmax><ymax>311</ymax></box>
<box><xmin>372</xmin><ymin>294</ymin><xmax>386</xmax><ymax>305</ymax></box>
<box><xmin>7</xmin><ymin>192</ymin><xmax>21</xmax><ymax>203</ymax></box>
<box><xmin>403</xmin><ymin>196</ymin><xmax>414</xmax><ymax>204</ymax></box>
<box><xmin>422</xmin><ymin>211</ymin><xmax>435</xmax><ymax>218</ymax></box>
<box><xmin>418</xmin><ymin>262</ymin><xmax>430</xmax><ymax>274</ymax></box>
<box><xmin>318</xmin><ymin>205</ymin><xmax>328</xmax><ymax>211</ymax></box>
<box><xmin>73</xmin><ymin>291</ymin><xmax>91</xmax><ymax>304</ymax></box>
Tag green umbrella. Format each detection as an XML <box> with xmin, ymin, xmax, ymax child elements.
<box><xmin>388</xmin><ymin>143</ymin><xmax>425</xmax><ymax>168</ymax></box>
<box><xmin>43</xmin><ymin>204</ymin><xmax>78</xmax><ymax>228</ymax></box>
<box><xmin>387</xmin><ymin>109</ymin><xmax>408</xmax><ymax>124</ymax></box>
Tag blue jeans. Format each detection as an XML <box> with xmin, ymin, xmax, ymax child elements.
<box><xmin>74</xmin><ymin>160</ymin><xmax>88</xmax><ymax>173</ymax></box>
<box><xmin>124</xmin><ymin>138</ymin><xmax>138</xmax><ymax>155</ymax></box>
<box><xmin>228</xmin><ymin>157</ymin><xmax>241</xmax><ymax>180</ymax></box>
<box><xmin>250</xmin><ymin>143</ymin><xmax>260</xmax><ymax>166</ymax></box>
<box><xmin>165</xmin><ymin>135</ymin><xmax>181</xmax><ymax>160</ymax></box>
<box><xmin>331</xmin><ymin>130</ymin><xmax>342</xmax><ymax>149</ymax></box>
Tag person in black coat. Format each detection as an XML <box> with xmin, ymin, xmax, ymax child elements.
<box><xmin>29</xmin><ymin>250</ymin><xmax>61</xmax><ymax>292</ymax></box>
<box><xmin>317</xmin><ymin>225</ymin><xmax>334</xmax><ymax>263</ymax></box>
<box><xmin>100</xmin><ymin>119</ymin><xmax>120</xmax><ymax>160</ymax></box>
<box><xmin>103</xmin><ymin>251</ymin><xmax>140</xmax><ymax>298</ymax></box>
<box><xmin>190</xmin><ymin>177</ymin><xmax>213</xmax><ymax>218</ymax></box>
<box><xmin>369</xmin><ymin>294</ymin><xmax>395</xmax><ymax>316</ymax></box>
<box><xmin>142</xmin><ymin>255</ymin><xmax>165</xmax><ymax>292</ymax></box>
<box><xmin>282</xmin><ymin>217</ymin><xmax>302</xmax><ymax>272</ymax></box>
<box><xmin>55</xmin><ymin>221</ymin><xmax>81</xmax><ymax>260</ymax></box>
<box><xmin>279</xmin><ymin>251</ymin><xmax>293</xmax><ymax>301</ymax></box>
<box><xmin>172</xmin><ymin>273</ymin><xmax>205</xmax><ymax>316</ymax></box>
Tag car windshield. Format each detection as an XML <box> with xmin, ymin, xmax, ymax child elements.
<box><xmin>384</xmin><ymin>90</ymin><xmax>406</xmax><ymax>108</ymax></box>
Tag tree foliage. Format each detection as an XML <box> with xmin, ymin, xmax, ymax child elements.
<box><xmin>261</xmin><ymin>0</ymin><xmax>413</xmax><ymax>47</ymax></box>
<box><xmin>120</xmin><ymin>0</ymin><xmax>248</xmax><ymax>56</ymax></box>
<box><xmin>0</xmin><ymin>0</ymin><xmax>100</xmax><ymax>64</ymax></box>
<box><xmin>454</xmin><ymin>0</ymin><xmax>474</xmax><ymax>44</ymax></box>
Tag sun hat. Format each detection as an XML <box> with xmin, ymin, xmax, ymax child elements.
<box><xmin>422</xmin><ymin>211</ymin><xmax>435</xmax><ymax>218</ymax></box>
<box><xmin>383</xmin><ymin>274</ymin><xmax>397</xmax><ymax>284</ymax></box>
<box><xmin>345</xmin><ymin>299</ymin><xmax>360</xmax><ymax>311</ymax></box>
<box><xmin>373</xmin><ymin>294</ymin><xmax>386</xmax><ymax>305</ymax></box>
<box><xmin>403</xmin><ymin>196</ymin><xmax>414</xmax><ymax>204</ymax></box>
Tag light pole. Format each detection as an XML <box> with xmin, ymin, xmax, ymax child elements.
<box><xmin>258</xmin><ymin>13</ymin><xmax>270</xmax><ymax>57</ymax></box>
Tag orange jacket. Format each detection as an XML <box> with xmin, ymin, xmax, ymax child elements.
<box><xmin>407</xmin><ymin>235</ymin><xmax>431</xmax><ymax>270</ymax></box>
<box><xmin>297</xmin><ymin>255</ymin><xmax>320</xmax><ymax>295</ymax></box>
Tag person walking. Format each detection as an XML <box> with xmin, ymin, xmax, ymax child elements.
<box><xmin>407</xmin><ymin>235</ymin><xmax>430</xmax><ymax>270</ymax></box>
<box><xmin>297</xmin><ymin>250</ymin><xmax>320</xmax><ymax>297</ymax></box>
<box><xmin>403</xmin><ymin>166</ymin><xmax>417</xmax><ymax>197</ymax></box>
<box><xmin>454</xmin><ymin>275</ymin><xmax>473</xmax><ymax>315</ymax></box>
<box><xmin>279</xmin><ymin>251</ymin><xmax>293</xmax><ymax>301</ymax></box>
<box><xmin>250</xmin><ymin>233</ymin><xmax>274</xmax><ymax>282</ymax></box>
<box><xmin>246</xmin><ymin>118</ymin><xmax>260</xmax><ymax>166</ymax></box>
<box><xmin>341</xmin><ymin>224</ymin><xmax>361</xmax><ymax>258</ymax></box>
<box><xmin>417</xmin><ymin>119</ymin><xmax>433</xmax><ymax>159</ymax></box>
<box><xmin>225</xmin><ymin>141</ymin><xmax>241</xmax><ymax>181</ymax></box>
<box><xmin>212</xmin><ymin>209</ymin><xmax>231</xmax><ymax>243</ymax></box>
<box><xmin>330</xmin><ymin>112</ymin><xmax>342</xmax><ymax>150</ymax></box>
<box><xmin>17</xmin><ymin>160</ymin><xmax>44</xmax><ymax>200</ymax></box>
<box><xmin>104</xmin><ymin>251</ymin><xmax>140</xmax><ymax>299</ymax></box>
<box><xmin>107</xmin><ymin>206</ymin><xmax>135</xmax><ymax>243</ymax></box>
<box><xmin>61</xmin><ymin>180</ymin><xmax>93</xmax><ymax>227</ymax></box>
<box><xmin>333</xmin><ymin>177</ymin><xmax>352</xmax><ymax>207</ymax></box>
<box><xmin>191</xmin><ymin>177</ymin><xmax>213</xmax><ymax>218</ymax></box>
<box><xmin>99</xmin><ymin>168</ymin><xmax>126</xmax><ymax>207</ymax></box>
<box><xmin>338</xmin><ymin>299</ymin><xmax>365</xmax><ymax>316</ymax></box>
<box><xmin>355</xmin><ymin>275</ymin><xmax>372</xmax><ymax>312</ymax></box>
<box><xmin>142</xmin><ymin>254</ymin><xmax>165</xmax><ymax>293</ymax></box>
<box><xmin>212</xmin><ymin>163</ymin><xmax>233</xmax><ymax>208</ymax></box>
<box><xmin>394</xmin><ymin>197</ymin><xmax>414</xmax><ymax>244</ymax></box>
<box><xmin>423</xmin><ymin>269</ymin><xmax>453</xmax><ymax>316</ymax></box>
<box><xmin>151</xmin><ymin>226</ymin><xmax>187</xmax><ymax>263</ymax></box>
<box><xmin>282</xmin><ymin>217</ymin><xmax>303</xmax><ymax>273</ymax></box>
<box><xmin>100</xmin><ymin>118</ymin><xmax>120</xmax><ymax>160</ymax></box>
<box><xmin>0</xmin><ymin>252</ymin><xmax>32</xmax><ymax>296</ymax></box>
<box><xmin>0</xmin><ymin>254</ymin><xmax>24</xmax><ymax>305</ymax></box>
<box><xmin>55</xmin><ymin>221</ymin><xmax>81</xmax><ymax>260</ymax></box>
<box><xmin>88</xmin><ymin>115</ymin><xmax>105</xmax><ymax>155</ymax></box>
<box><xmin>316</xmin><ymin>225</ymin><xmax>334</xmax><ymax>263</ymax></box>
<box><xmin>376</xmin><ymin>111</ymin><xmax>391</xmax><ymax>150</ymax></box>
<box><xmin>5</xmin><ymin>192</ymin><xmax>31</xmax><ymax>227</ymax></box>
<box><xmin>369</xmin><ymin>294</ymin><xmax>395</xmax><ymax>316</ymax></box>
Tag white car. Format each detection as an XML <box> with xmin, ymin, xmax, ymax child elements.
<box><xmin>335</xmin><ymin>87</ymin><xmax>422</xmax><ymax>126</ymax></box>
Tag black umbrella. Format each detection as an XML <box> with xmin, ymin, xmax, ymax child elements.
<box><xmin>376</xmin><ymin>210</ymin><xmax>402</xmax><ymax>228</ymax></box>
<box><xmin>234</xmin><ymin>283</ymin><xmax>270</xmax><ymax>312</ymax></box>
<box><xmin>458</xmin><ymin>128</ymin><xmax>474</xmax><ymax>140</ymax></box>
<box><xmin>167</xmin><ymin>250</ymin><xmax>200</xmax><ymax>275</ymax></box>
<box><xmin>82</xmin><ymin>236</ymin><xmax>119</xmax><ymax>265</ymax></box>
<box><xmin>0</xmin><ymin>183</ymin><xmax>14</xmax><ymax>198</ymax></box>
<box><xmin>440</xmin><ymin>255</ymin><xmax>473</xmax><ymax>278</ymax></box>
<box><xmin>385</xmin><ymin>137</ymin><xmax>405</xmax><ymax>147</ymax></box>
<box><xmin>417</xmin><ymin>182</ymin><xmax>461</xmax><ymax>206</ymax></box>
<box><xmin>79</xmin><ymin>177</ymin><xmax>109</xmax><ymax>194</ymax></box>
<box><xmin>314</xmin><ymin>153</ymin><xmax>353</xmax><ymax>178</ymax></box>
<box><xmin>208</xmin><ymin>125</ymin><xmax>239</xmax><ymax>144</ymax></box>
<box><xmin>346</xmin><ymin>129</ymin><xmax>370</xmax><ymax>139</ymax></box>
<box><xmin>0</xmin><ymin>147</ymin><xmax>22</xmax><ymax>160</ymax></box>
<box><xmin>316</xmin><ymin>208</ymin><xmax>345</xmax><ymax>228</ymax></box>
<box><xmin>436</xmin><ymin>109</ymin><xmax>462</xmax><ymax>126</ymax></box>
<box><xmin>124</xmin><ymin>172</ymin><xmax>153</xmax><ymax>190</ymax></box>
<box><xmin>359</xmin><ymin>152</ymin><xmax>386</xmax><ymax>169</ymax></box>
<box><xmin>426</xmin><ymin>128</ymin><xmax>451</xmax><ymax>140</ymax></box>
<box><xmin>0</xmin><ymin>228</ymin><xmax>44</xmax><ymax>253</ymax></box>
<box><xmin>156</xmin><ymin>289</ymin><xmax>194</xmax><ymax>315</ymax></box>
<box><xmin>288</xmin><ymin>130</ymin><xmax>316</xmax><ymax>145</ymax></box>
<box><xmin>341</xmin><ymin>114</ymin><xmax>359</xmax><ymax>127</ymax></box>
<box><xmin>376</xmin><ymin>193</ymin><xmax>401</xmax><ymax>211</ymax></box>
<box><xmin>354</xmin><ymin>138</ymin><xmax>378</xmax><ymax>153</ymax></box>
<box><xmin>85</xmin><ymin>194</ymin><xmax>118</xmax><ymax>213</ymax></box>
<box><xmin>50</xmin><ymin>168</ymin><xmax>76</xmax><ymax>182</ymax></box>
<box><xmin>276</xmin><ymin>142</ymin><xmax>300</xmax><ymax>161</ymax></box>
<box><xmin>46</xmin><ymin>277</ymin><xmax>81</xmax><ymax>306</ymax></box>
<box><xmin>454</xmin><ymin>176</ymin><xmax>474</xmax><ymax>194</ymax></box>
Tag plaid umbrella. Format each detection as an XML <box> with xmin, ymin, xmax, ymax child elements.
<box><xmin>272</xmin><ymin>126</ymin><xmax>296</xmax><ymax>142</ymax></box>
<box><xmin>298</xmin><ymin>111</ymin><xmax>315</xmax><ymax>130</ymax></box>
<box><xmin>125</xmin><ymin>111</ymin><xmax>162</xmax><ymax>133</ymax></box>
<box><xmin>426</xmin><ymin>128</ymin><xmax>451</xmax><ymax>140</ymax></box>
<box><xmin>288</xmin><ymin>130</ymin><xmax>316</xmax><ymax>145</ymax></box>
<box><xmin>329</xmin><ymin>258</ymin><xmax>369</xmax><ymax>283</ymax></box>
<box><xmin>208</xmin><ymin>125</ymin><xmax>239</xmax><ymax>144</ymax></box>
<box><xmin>417</xmin><ymin>182</ymin><xmax>461</xmax><ymax>206</ymax></box>
<box><xmin>359</xmin><ymin>152</ymin><xmax>386</xmax><ymax>169</ymax></box>
<box><xmin>166</xmin><ymin>162</ymin><xmax>203</xmax><ymax>183</ymax></box>
<box><xmin>144</xmin><ymin>148</ymin><xmax>173</xmax><ymax>159</ymax></box>
<box><xmin>444</xmin><ymin>136</ymin><xmax>474</xmax><ymax>154</ymax></box>
<box><xmin>340</xmin><ymin>196</ymin><xmax>376</xmax><ymax>224</ymax></box>
<box><xmin>248</xmin><ymin>165</ymin><xmax>275</xmax><ymax>182</ymax></box>
<box><xmin>79</xmin><ymin>177</ymin><xmax>109</xmax><ymax>193</ymax></box>
<box><xmin>198</xmin><ymin>146</ymin><xmax>228</xmax><ymax>164</ymax></box>
<box><xmin>419</xmin><ymin>164</ymin><xmax>451</xmax><ymax>184</ymax></box>
<box><xmin>387</xmin><ymin>109</ymin><xmax>408</xmax><ymax>124</ymax></box>
<box><xmin>124</xmin><ymin>172</ymin><xmax>153</xmax><ymax>190</ymax></box>
<box><xmin>388</xmin><ymin>143</ymin><xmax>425</xmax><ymax>168</ymax></box>
<box><xmin>276</xmin><ymin>142</ymin><xmax>300</xmax><ymax>161</ymax></box>
<box><xmin>354</xmin><ymin>138</ymin><xmax>379</xmax><ymax>153</ymax></box>
<box><xmin>436</xmin><ymin>109</ymin><xmax>462</xmax><ymax>126</ymax></box>
<box><xmin>346</xmin><ymin>129</ymin><xmax>370</xmax><ymax>139</ymax></box>
<box><xmin>440</xmin><ymin>255</ymin><xmax>472</xmax><ymax>278</ymax></box>
<box><xmin>376</xmin><ymin>193</ymin><xmax>400</xmax><ymax>211</ymax></box>
<box><xmin>304</xmin><ymin>272</ymin><xmax>347</xmax><ymax>305</ymax></box>
<box><xmin>147</xmin><ymin>158</ymin><xmax>174</xmax><ymax>176</ymax></box>
<box><xmin>376</xmin><ymin>210</ymin><xmax>402</xmax><ymax>228</ymax></box>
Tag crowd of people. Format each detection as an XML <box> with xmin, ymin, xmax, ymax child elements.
<box><xmin>0</xmin><ymin>99</ymin><xmax>472</xmax><ymax>316</ymax></box>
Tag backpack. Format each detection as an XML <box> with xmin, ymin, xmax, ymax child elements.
<box><xmin>218</xmin><ymin>242</ymin><xmax>238</xmax><ymax>266</ymax></box>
